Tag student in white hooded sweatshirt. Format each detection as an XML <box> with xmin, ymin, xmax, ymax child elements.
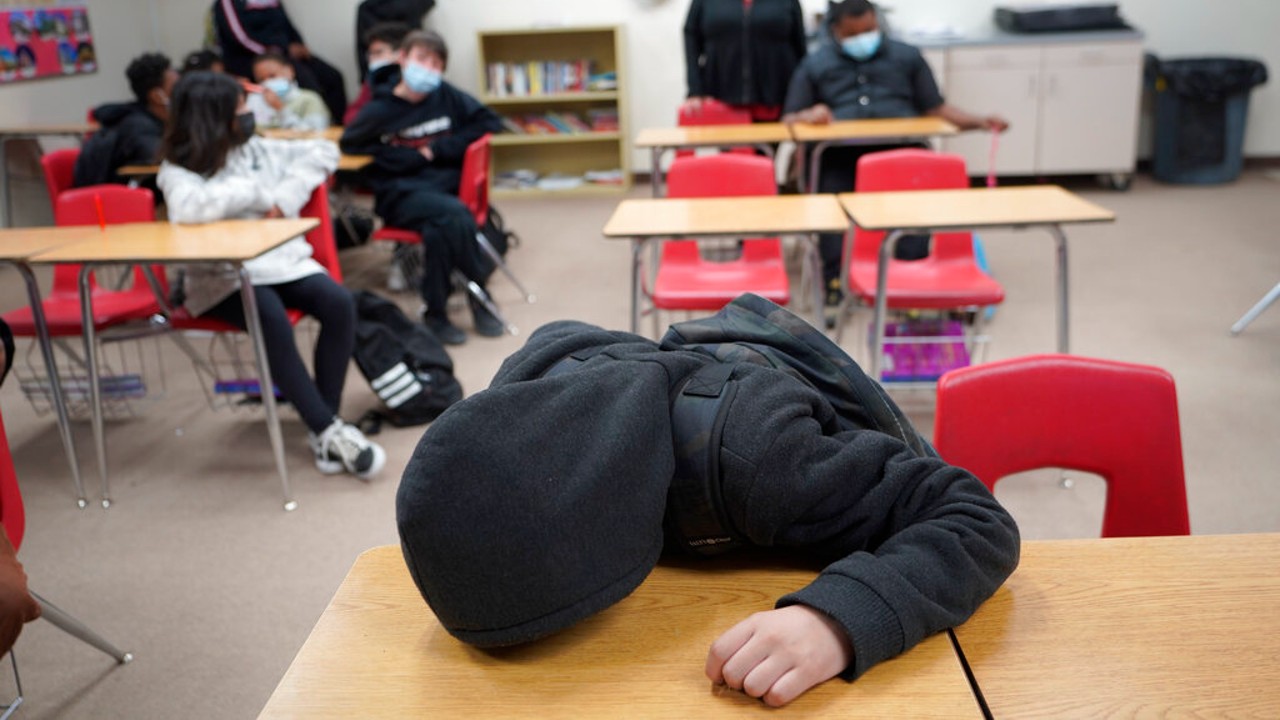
<box><xmin>158</xmin><ymin>70</ymin><xmax>385</xmax><ymax>480</ymax></box>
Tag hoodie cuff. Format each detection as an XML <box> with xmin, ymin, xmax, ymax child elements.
<box><xmin>776</xmin><ymin>573</ymin><xmax>904</xmax><ymax>680</ymax></box>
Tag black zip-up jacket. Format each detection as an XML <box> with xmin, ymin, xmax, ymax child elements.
<box><xmin>683</xmin><ymin>0</ymin><xmax>807</xmax><ymax>107</ymax></box>
<box><xmin>783</xmin><ymin>34</ymin><xmax>945</xmax><ymax>120</ymax></box>
<box><xmin>340</xmin><ymin>80</ymin><xmax>502</xmax><ymax>210</ymax></box>
<box><xmin>212</xmin><ymin>0</ymin><xmax>304</xmax><ymax>79</ymax></box>
<box><xmin>73</xmin><ymin>102</ymin><xmax>164</xmax><ymax>188</ymax></box>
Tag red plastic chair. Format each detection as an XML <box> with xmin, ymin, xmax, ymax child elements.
<box><xmin>39</xmin><ymin>147</ymin><xmax>79</xmax><ymax>205</ymax></box>
<box><xmin>933</xmin><ymin>354</ymin><xmax>1191</xmax><ymax>538</ymax></box>
<box><xmin>0</xmin><ymin>403</ymin><xmax>132</xmax><ymax>673</ymax></box>
<box><xmin>675</xmin><ymin>98</ymin><xmax>754</xmax><ymax>159</ymax></box>
<box><xmin>648</xmin><ymin>154</ymin><xmax>789</xmax><ymax>333</ymax></box>
<box><xmin>2</xmin><ymin>186</ymin><xmax>161</xmax><ymax>338</ymax></box>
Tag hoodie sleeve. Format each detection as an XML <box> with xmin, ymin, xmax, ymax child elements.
<box><xmin>428</xmin><ymin>90</ymin><xmax>502</xmax><ymax>164</ymax></box>
<box><xmin>157</xmin><ymin>161</ymin><xmax>275</xmax><ymax>224</ymax></box>
<box><xmin>340</xmin><ymin>99</ymin><xmax>431</xmax><ymax>175</ymax></box>
<box><xmin>783</xmin><ymin>59</ymin><xmax>819</xmax><ymax>114</ymax></box>
<box><xmin>722</xmin><ymin>374</ymin><xmax>1020</xmax><ymax>680</ymax></box>
<box><xmin>261</xmin><ymin>138</ymin><xmax>338</xmax><ymax>217</ymax></box>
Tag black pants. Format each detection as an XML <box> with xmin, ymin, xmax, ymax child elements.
<box><xmin>380</xmin><ymin>188</ymin><xmax>488</xmax><ymax>320</ymax></box>
<box><xmin>204</xmin><ymin>274</ymin><xmax>356</xmax><ymax>434</ymax></box>
<box><xmin>815</xmin><ymin>143</ymin><xmax>931</xmax><ymax>285</ymax></box>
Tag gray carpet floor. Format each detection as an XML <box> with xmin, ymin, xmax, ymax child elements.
<box><xmin>0</xmin><ymin>171</ymin><xmax>1277</xmax><ymax>718</ymax></box>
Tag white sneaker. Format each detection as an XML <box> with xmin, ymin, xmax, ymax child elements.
<box><xmin>309</xmin><ymin>419</ymin><xmax>386</xmax><ymax>481</ymax></box>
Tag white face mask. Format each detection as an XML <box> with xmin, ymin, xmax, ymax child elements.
<box><xmin>368</xmin><ymin>58</ymin><xmax>393</xmax><ymax>73</ymax></box>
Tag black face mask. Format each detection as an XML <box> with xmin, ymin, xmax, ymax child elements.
<box><xmin>236</xmin><ymin>112</ymin><xmax>256</xmax><ymax>139</ymax></box>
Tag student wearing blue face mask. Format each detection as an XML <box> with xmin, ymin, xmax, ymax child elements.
<box><xmin>247</xmin><ymin>52</ymin><xmax>331</xmax><ymax>131</ymax></box>
<box><xmin>341</xmin><ymin>30</ymin><xmax>505</xmax><ymax>345</ymax></box>
<box><xmin>783</xmin><ymin>0</ymin><xmax>1008</xmax><ymax>304</ymax></box>
<box><xmin>344</xmin><ymin>22</ymin><xmax>411</xmax><ymax>127</ymax></box>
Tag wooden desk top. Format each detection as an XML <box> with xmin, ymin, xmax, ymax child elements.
<box><xmin>954</xmin><ymin>533</ymin><xmax>1280</xmax><ymax>719</ymax></box>
<box><xmin>634</xmin><ymin>124</ymin><xmax>791</xmax><ymax>148</ymax></box>
<box><xmin>24</xmin><ymin>218</ymin><xmax>317</xmax><ymax>264</ymax></box>
<box><xmin>0</xmin><ymin>123</ymin><xmax>97</xmax><ymax>137</ymax></box>
<box><xmin>0</xmin><ymin>228</ymin><xmax>88</xmax><ymax>260</ymax></box>
<box><xmin>259</xmin><ymin>545</ymin><xmax>980</xmax><ymax>719</ymax></box>
<box><xmin>604</xmin><ymin>195</ymin><xmax>849</xmax><ymax>239</ymax></box>
<box><xmin>839</xmin><ymin>185</ymin><xmax>1116</xmax><ymax>231</ymax></box>
<box><xmin>788</xmin><ymin>117</ymin><xmax>958</xmax><ymax>143</ymax></box>
<box><xmin>260</xmin><ymin>126</ymin><xmax>344</xmax><ymax>143</ymax></box>
<box><xmin>336</xmin><ymin>153</ymin><xmax>372</xmax><ymax>172</ymax></box>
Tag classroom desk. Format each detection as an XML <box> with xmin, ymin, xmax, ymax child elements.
<box><xmin>259</xmin><ymin>545</ymin><xmax>983</xmax><ymax>719</ymax></box>
<box><xmin>0</xmin><ymin>123</ymin><xmax>97</xmax><ymax>227</ymax></box>
<box><xmin>635</xmin><ymin>124</ymin><xmax>791</xmax><ymax>197</ymax></box>
<box><xmin>789</xmin><ymin>117</ymin><xmax>959</xmax><ymax>193</ymax></box>
<box><xmin>838</xmin><ymin>186</ymin><xmax>1115</xmax><ymax>379</ymax></box>
<box><xmin>953</xmin><ymin>533</ymin><xmax>1280</xmax><ymax>719</ymax></box>
<box><xmin>0</xmin><ymin>229</ymin><xmax>92</xmax><ymax>506</ymax></box>
<box><xmin>602</xmin><ymin>195</ymin><xmax>850</xmax><ymax>333</ymax></box>
<box><xmin>28</xmin><ymin>218</ymin><xmax>318</xmax><ymax>510</ymax></box>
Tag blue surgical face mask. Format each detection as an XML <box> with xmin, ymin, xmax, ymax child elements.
<box><xmin>402</xmin><ymin>62</ymin><xmax>442</xmax><ymax>94</ymax></box>
<box><xmin>262</xmin><ymin>77</ymin><xmax>295</xmax><ymax>99</ymax></box>
<box><xmin>841</xmin><ymin>29</ymin><xmax>882</xmax><ymax>61</ymax></box>
<box><xmin>368</xmin><ymin>58</ymin><xmax>392</xmax><ymax>74</ymax></box>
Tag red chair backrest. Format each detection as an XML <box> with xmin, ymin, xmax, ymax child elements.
<box><xmin>0</xmin><ymin>406</ymin><xmax>25</xmax><ymax>551</ymax></box>
<box><xmin>677</xmin><ymin>98</ymin><xmax>753</xmax><ymax>127</ymax></box>
<box><xmin>40</xmin><ymin>148</ymin><xmax>81</xmax><ymax>207</ymax></box>
<box><xmin>933</xmin><ymin>354</ymin><xmax>1191</xmax><ymax>538</ymax></box>
<box><xmin>298</xmin><ymin>183</ymin><xmax>342</xmax><ymax>283</ymax></box>
<box><xmin>52</xmin><ymin>185</ymin><xmax>155</xmax><ymax>292</ymax></box>
<box><xmin>458</xmin><ymin>134</ymin><xmax>491</xmax><ymax>228</ymax></box>
<box><xmin>666</xmin><ymin>154</ymin><xmax>777</xmax><ymax>198</ymax></box>
<box><xmin>853</xmin><ymin>149</ymin><xmax>975</xmax><ymax>264</ymax></box>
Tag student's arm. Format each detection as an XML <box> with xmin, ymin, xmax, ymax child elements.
<box><xmin>293</xmin><ymin>92</ymin><xmax>331</xmax><ymax>132</ymax></box>
<box><xmin>927</xmin><ymin>104</ymin><xmax>1009</xmax><ymax>132</ymax></box>
<box><xmin>682</xmin><ymin>0</ymin><xmax>706</xmax><ymax>108</ymax></box>
<box><xmin>278</xmin><ymin>2</ymin><xmax>304</xmax><ymax>46</ymax></box>
<box><xmin>215</xmin><ymin>0</ymin><xmax>265</xmax><ymax>55</ymax></box>
<box><xmin>913</xmin><ymin>52</ymin><xmax>1008</xmax><ymax>131</ymax></box>
<box><xmin>780</xmin><ymin>62</ymin><xmax>831</xmax><ymax>124</ymax></box>
<box><xmin>341</xmin><ymin>105</ymin><xmax>431</xmax><ymax>175</ymax></box>
<box><xmin>428</xmin><ymin>93</ymin><xmax>503</xmax><ymax>164</ymax></box>
<box><xmin>262</xmin><ymin>138</ymin><xmax>338</xmax><ymax>217</ymax></box>
<box><xmin>157</xmin><ymin>162</ymin><xmax>276</xmax><ymax>224</ymax></box>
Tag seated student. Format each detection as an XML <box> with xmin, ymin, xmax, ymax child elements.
<box><xmin>157</xmin><ymin>71</ymin><xmax>385</xmax><ymax>480</ymax></box>
<box><xmin>783</xmin><ymin>0</ymin><xmax>1008</xmax><ymax>304</ymax></box>
<box><xmin>396</xmin><ymin>294</ymin><xmax>1019</xmax><ymax>708</ymax></box>
<box><xmin>73</xmin><ymin>53</ymin><xmax>179</xmax><ymax>188</ymax></box>
<box><xmin>182</xmin><ymin>48</ymin><xmax>225</xmax><ymax>74</ymax></box>
<box><xmin>341</xmin><ymin>30</ymin><xmax>504</xmax><ymax>345</ymax></box>
<box><xmin>344</xmin><ymin>21</ymin><xmax>411</xmax><ymax>127</ymax></box>
<box><xmin>246</xmin><ymin>52</ymin><xmax>331</xmax><ymax>131</ymax></box>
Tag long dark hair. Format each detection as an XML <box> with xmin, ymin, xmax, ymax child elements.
<box><xmin>161</xmin><ymin>71</ymin><xmax>249</xmax><ymax>177</ymax></box>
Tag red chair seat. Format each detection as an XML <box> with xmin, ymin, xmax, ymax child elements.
<box><xmin>372</xmin><ymin>227</ymin><xmax>419</xmax><ymax>244</ymax></box>
<box><xmin>848</xmin><ymin>258</ymin><xmax>1005</xmax><ymax>309</ymax></box>
<box><xmin>652</xmin><ymin>240</ymin><xmax>790</xmax><ymax>310</ymax></box>
<box><xmin>3</xmin><ymin>287</ymin><xmax>159</xmax><ymax>337</ymax></box>
<box><xmin>168</xmin><ymin>306</ymin><xmax>305</xmax><ymax>332</ymax></box>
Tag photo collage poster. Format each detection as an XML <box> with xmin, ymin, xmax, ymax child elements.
<box><xmin>0</xmin><ymin>3</ymin><xmax>95</xmax><ymax>84</ymax></box>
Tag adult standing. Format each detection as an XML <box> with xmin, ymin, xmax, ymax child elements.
<box><xmin>211</xmin><ymin>0</ymin><xmax>347</xmax><ymax>122</ymax></box>
<box><xmin>682</xmin><ymin>0</ymin><xmax>807</xmax><ymax>122</ymax></box>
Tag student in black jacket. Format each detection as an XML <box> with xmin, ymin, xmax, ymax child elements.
<box><xmin>682</xmin><ymin>0</ymin><xmax>807</xmax><ymax>121</ymax></box>
<box><xmin>73</xmin><ymin>53</ymin><xmax>178</xmax><ymax>188</ymax></box>
<box><xmin>341</xmin><ymin>30</ymin><xmax>504</xmax><ymax>345</ymax></box>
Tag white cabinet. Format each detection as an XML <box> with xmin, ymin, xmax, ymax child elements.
<box><xmin>940</xmin><ymin>39</ymin><xmax>1143</xmax><ymax>182</ymax></box>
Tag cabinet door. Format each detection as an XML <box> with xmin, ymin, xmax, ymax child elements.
<box><xmin>1038</xmin><ymin>43</ymin><xmax>1143</xmax><ymax>174</ymax></box>
<box><xmin>942</xmin><ymin>47</ymin><xmax>1042</xmax><ymax>176</ymax></box>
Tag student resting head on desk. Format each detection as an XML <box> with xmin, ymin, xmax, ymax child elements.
<box><xmin>396</xmin><ymin>294</ymin><xmax>1020</xmax><ymax>707</ymax></box>
<box><xmin>782</xmin><ymin>0</ymin><xmax>1010</xmax><ymax>306</ymax></box>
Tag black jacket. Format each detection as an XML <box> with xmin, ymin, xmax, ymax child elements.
<box><xmin>396</xmin><ymin>295</ymin><xmax>1020</xmax><ymax>678</ymax></box>
<box><xmin>784</xmin><ymin>35</ymin><xmax>945</xmax><ymax>120</ymax></box>
<box><xmin>73</xmin><ymin>102</ymin><xmax>164</xmax><ymax>188</ymax></box>
<box><xmin>212</xmin><ymin>0</ymin><xmax>304</xmax><ymax>78</ymax></box>
<box><xmin>340</xmin><ymin>80</ymin><xmax>502</xmax><ymax>210</ymax></box>
<box><xmin>684</xmin><ymin>0</ymin><xmax>807</xmax><ymax>107</ymax></box>
<box><xmin>355</xmin><ymin>0</ymin><xmax>435</xmax><ymax>79</ymax></box>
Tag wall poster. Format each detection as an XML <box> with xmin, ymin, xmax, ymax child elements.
<box><xmin>0</xmin><ymin>2</ymin><xmax>95</xmax><ymax>84</ymax></box>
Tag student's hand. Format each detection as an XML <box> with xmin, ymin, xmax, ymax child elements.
<box><xmin>800</xmin><ymin>104</ymin><xmax>833</xmax><ymax>125</ymax></box>
<box><xmin>288</xmin><ymin>43</ymin><xmax>311</xmax><ymax>61</ymax></box>
<box><xmin>706</xmin><ymin>605</ymin><xmax>852</xmax><ymax>707</ymax></box>
<box><xmin>418</xmin><ymin>145</ymin><xmax>435</xmax><ymax>162</ymax></box>
<box><xmin>984</xmin><ymin>115</ymin><xmax>1010</xmax><ymax>133</ymax></box>
<box><xmin>264</xmin><ymin>205</ymin><xmax>284</xmax><ymax>219</ymax></box>
<box><xmin>263</xmin><ymin>88</ymin><xmax>284</xmax><ymax>111</ymax></box>
<box><xmin>681</xmin><ymin>96</ymin><xmax>707</xmax><ymax>114</ymax></box>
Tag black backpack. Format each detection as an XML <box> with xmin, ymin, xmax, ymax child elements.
<box><xmin>352</xmin><ymin>290</ymin><xmax>462</xmax><ymax>433</ymax></box>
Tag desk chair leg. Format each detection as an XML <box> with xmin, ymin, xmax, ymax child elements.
<box><xmin>651</xmin><ymin>147</ymin><xmax>663</xmax><ymax>197</ymax></box>
<box><xmin>868</xmin><ymin>230</ymin><xmax>905</xmax><ymax>381</ymax></box>
<box><xmin>475</xmin><ymin>232</ymin><xmax>535</xmax><ymax>303</ymax></box>
<box><xmin>237</xmin><ymin>268</ymin><xmax>296</xmax><ymax>512</ymax></box>
<box><xmin>0</xmin><ymin>649</ymin><xmax>23</xmax><ymax>720</ymax></box>
<box><xmin>17</xmin><ymin>263</ymin><xmax>87</xmax><ymax>508</ymax></box>
<box><xmin>455</xmin><ymin>272</ymin><xmax>517</xmax><ymax>336</ymax></box>
<box><xmin>78</xmin><ymin>265</ymin><xmax>111</xmax><ymax>509</ymax></box>
<box><xmin>31</xmin><ymin>591</ymin><xmax>132</xmax><ymax>664</ymax></box>
<box><xmin>1230</xmin><ymin>282</ymin><xmax>1280</xmax><ymax>335</ymax></box>
<box><xmin>1048</xmin><ymin>224</ymin><xmax>1070</xmax><ymax>354</ymax></box>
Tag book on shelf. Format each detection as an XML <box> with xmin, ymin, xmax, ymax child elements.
<box><xmin>486</xmin><ymin>59</ymin><xmax>597</xmax><ymax>97</ymax></box>
<box><xmin>498</xmin><ymin>111</ymin><xmax>616</xmax><ymax>136</ymax></box>
<box><xmin>584</xmin><ymin>169</ymin><xmax>625</xmax><ymax>185</ymax></box>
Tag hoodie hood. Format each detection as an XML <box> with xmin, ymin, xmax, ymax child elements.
<box><xmin>90</xmin><ymin>102</ymin><xmax>154</xmax><ymax>128</ymax></box>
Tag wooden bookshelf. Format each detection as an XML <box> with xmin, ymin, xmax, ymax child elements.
<box><xmin>478</xmin><ymin>26</ymin><xmax>630</xmax><ymax>197</ymax></box>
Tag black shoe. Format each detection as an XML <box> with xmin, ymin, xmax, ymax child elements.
<box><xmin>825</xmin><ymin>279</ymin><xmax>844</xmax><ymax>308</ymax></box>
<box><xmin>469</xmin><ymin>296</ymin><xmax>505</xmax><ymax>338</ymax></box>
<box><xmin>424</xmin><ymin>314</ymin><xmax>467</xmax><ymax>345</ymax></box>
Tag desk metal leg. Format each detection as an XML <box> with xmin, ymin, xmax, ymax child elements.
<box><xmin>630</xmin><ymin>239</ymin><xmax>644</xmax><ymax>334</ymax></box>
<box><xmin>806</xmin><ymin>141</ymin><xmax>832</xmax><ymax>197</ymax></box>
<box><xmin>16</xmin><ymin>263</ymin><xmax>87</xmax><ymax>507</ymax></box>
<box><xmin>650</xmin><ymin>147</ymin><xmax>663</xmax><ymax>198</ymax></box>
<box><xmin>1</xmin><ymin>138</ymin><xmax>12</xmax><ymax>228</ymax></box>
<box><xmin>1048</xmin><ymin>224</ymin><xmax>1070</xmax><ymax>354</ymax></box>
<box><xmin>869</xmin><ymin>230</ymin><xmax>904</xmax><ymax>381</ymax></box>
<box><xmin>238</xmin><ymin>267</ymin><xmax>295</xmax><ymax>512</ymax></box>
<box><xmin>1231</xmin><ymin>282</ymin><xmax>1280</xmax><ymax>335</ymax></box>
<box><xmin>805</xmin><ymin>233</ymin><xmax>825</xmax><ymax>329</ymax></box>
<box><xmin>78</xmin><ymin>265</ymin><xmax>109</xmax><ymax>508</ymax></box>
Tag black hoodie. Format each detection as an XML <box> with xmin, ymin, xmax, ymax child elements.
<box><xmin>72</xmin><ymin>102</ymin><xmax>164</xmax><ymax>188</ymax></box>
